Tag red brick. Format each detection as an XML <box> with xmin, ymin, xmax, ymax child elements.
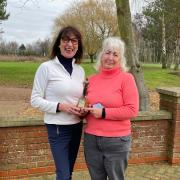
<box><xmin>129</xmin><ymin>156</ymin><xmax>168</xmax><ymax>164</ymax></box>
<box><xmin>8</xmin><ymin>169</ymin><xmax>28</xmax><ymax>176</ymax></box>
<box><xmin>169</xmin><ymin>158</ymin><xmax>180</xmax><ymax>164</ymax></box>
<box><xmin>37</xmin><ymin>161</ymin><xmax>54</xmax><ymax>167</ymax></box>
<box><xmin>0</xmin><ymin>171</ymin><xmax>8</xmax><ymax>177</ymax></box>
<box><xmin>28</xmin><ymin>167</ymin><xmax>49</xmax><ymax>174</ymax></box>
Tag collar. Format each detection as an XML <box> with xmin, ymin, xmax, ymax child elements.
<box><xmin>54</xmin><ymin>56</ymin><xmax>76</xmax><ymax>65</ymax></box>
<box><xmin>99</xmin><ymin>66</ymin><xmax>121</xmax><ymax>78</ymax></box>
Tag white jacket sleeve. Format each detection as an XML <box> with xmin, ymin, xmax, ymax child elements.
<box><xmin>31</xmin><ymin>64</ymin><xmax>58</xmax><ymax>113</ymax></box>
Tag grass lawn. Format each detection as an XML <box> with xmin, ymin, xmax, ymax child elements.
<box><xmin>142</xmin><ymin>63</ymin><xmax>180</xmax><ymax>90</ymax></box>
<box><xmin>0</xmin><ymin>61</ymin><xmax>96</xmax><ymax>88</ymax></box>
<box><xmin>0</xmin><ymin>62</ymin><xmax>41</xmax><ymax>88</ymax></box>
<box><xmin>0</xmin><ymin>61</ymin><xmax>179</xmax><ymax>90</ymax></box>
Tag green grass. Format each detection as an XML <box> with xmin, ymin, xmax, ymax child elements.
<box><xmin>0</xmin><ymin>61</ymin><xmax>179</xmax><ymax>90</ymax></box>
<box><xmin>0</xmin><ymin>62</ymin><xmax>41</xmax><ymax>88</ymax></box>
<box><xmin>81</xmin><ymin>62</ymin><xmax>96</xmax><ymax>76</ymax></box>
<box><xmin>0</xmin><ymin>61</ymin><xmax>96</xmax><ymax>88</ymax></box>
<box><xmin>142</xmin><ymin>63</ymin><xmax>180</xmax><ymax>90</ymax></box>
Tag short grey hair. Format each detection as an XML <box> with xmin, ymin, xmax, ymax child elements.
<box><xmin>95</xmin><ymin>37</ymin><xmax>129</xmax><ymax>72</ymax></box>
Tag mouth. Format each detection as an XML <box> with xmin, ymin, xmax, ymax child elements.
<box><xmin>65</xmin><ymin>48</ymin><xmax>74</xmax><ymax>53</ymax></box>
<box><xmin>106</xmin><ymin>62</ymin><xmax>114</xmax><ymax>65</ymax></box>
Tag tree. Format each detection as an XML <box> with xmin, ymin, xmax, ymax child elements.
<box><xmin>7</xmin><ymin>41</ymin><xmax>18</xmax><ymax>55</ymax></box>
<box><xmin>53</xmin><ymin>0</ymin><xmax>119</xmax><ymax>63</ymax></box>
<box><xmin>0</xmin><ymin>0</ymin><xmax>9</xmax><ymax>20</ymax></box>
<box><xmin>143</xmin><ymin>0</ymin><xmax>168</xmax><ymax>68</ymax></box>
<box><xmin>18</xmin><ymin>44</ymin><xmax>26</xmax><ymax>55</ymax></box>
<box><xmin>0</xmin><ymin>0</ymin><xmax>9</xmax><ymax>34</ymax></box>
<box><xmin>0</xmin><ymin>40</ymin><xmax>7</xmax><ymax>54</ymax></box>
<box><xmin>38</xmin><ymin>38</ymin><xmax>50</xmax><ymax>56</ymax></box>
<box><xmin>174</xmin><ymin>33</ymin><xmax>180</xmax><ymax>70</ymax></box>
<box><xmin>33</xmin><ymin>39</ymin><xmax>50</xmax><ymax>56</ymax></box>
<box><xmin>137</xmin><ymin>0</ymin><xmax>180</xmax><ymax>69</ymax></box>
<box><xmin>115</xmin><ymin>0</ymin><xmax>149</xmax><ymax>111</ymax></box>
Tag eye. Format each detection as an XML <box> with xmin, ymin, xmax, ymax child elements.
<box><xmin>71</xmin><ymin>39</ymin><xmax>78</xmax><ymax>44</ymax></box>
<box><xmin>113</xmin><ymin>52</ymin><xmax>118</xmax><ymax>57</ymax></box>
<box><xmin>61</xmin><ymin>37</ymin><xmax>68</xmax><ymax>43</ymax></box>
<box><xmin>105</xmin><ymin>51</ymin><xmax>111</xmax><ymax>55</ymax></box>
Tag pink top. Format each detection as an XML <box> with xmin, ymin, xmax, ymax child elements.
<box><xmin>85</xmin><ymin>67</ymin><xmax>139</xmax><ymax>137</ymax></box>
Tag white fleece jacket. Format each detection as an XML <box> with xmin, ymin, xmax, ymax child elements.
<box><xmin>31</xmin><ymin>57</ymin><xmax>85</xmax><ymax>125</ymax></box>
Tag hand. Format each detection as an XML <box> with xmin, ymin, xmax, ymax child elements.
<box><xmin>84</xmin><ymin>107</ymin><xmax>102</xmax><ymax>118</ymax></box>
<box><xmin>58</xmin><ymin>103</ymin><xmax>81</xmax><ymax>116</ymax></box>
<box><xmin>79</xmin><ymin>108</ymin><xmax>90</xmax><ymax>117</ymax></box>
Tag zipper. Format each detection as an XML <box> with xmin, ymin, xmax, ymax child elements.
<box><xmin>56</xmin><ymin>126</ymin><xmax>59</xmax><ymax>135</ymax></box>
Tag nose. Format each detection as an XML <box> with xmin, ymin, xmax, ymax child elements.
<box><xmin>108</xmin><ymin>53</ymin><xmax>114</xmax><ymax>60</ymax></box>
<box><xmin>67</xmin><ymin>40</ymin><xmax>73</xmax><ymax>45</ymax></box>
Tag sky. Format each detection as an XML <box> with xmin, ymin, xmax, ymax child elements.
<box><xmin>1</xmin><ymin>0</ymin><xmax>148</xmax><ymax>45</ymax></box>
<box><xmin>1</xmin><ymin>0</ymin><xmax>74</xmax><ymax>45</ymax></box>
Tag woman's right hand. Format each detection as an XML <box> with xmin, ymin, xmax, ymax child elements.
<box><xmin>58</xmin><ymin>103</ymin><xmax>81</xmax><ymax>116</ymax></box>
<box><xmin>84</xmin><ymin>107</ymin><xmax>103</xmax><ymax>118</ymax></box>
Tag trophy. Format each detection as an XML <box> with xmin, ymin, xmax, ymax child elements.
<box><xmin>77</xmin><ymin>97</ymin><xmax>86</xmax><ymax>108</ymax></box>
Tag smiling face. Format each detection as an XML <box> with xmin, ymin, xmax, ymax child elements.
<box><xmin>101</xmin><ymin>49</ymin><xmax>120</xmax><ymax>69</ymax></box>
<box><xmin>59</xmin><ymin>34</ymin><xmax>78</xmax><ymax>59</ymax></box>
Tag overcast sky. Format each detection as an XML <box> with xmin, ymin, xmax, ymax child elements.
<box><xmin>1</xmin><ymin>0</ymin><xmax>74</xmax><ymax>45</ymax></box>
<box><xmin>1</xmin><ymin>0</ymin><xmax>147</xmax><ymax>45</ymax></box>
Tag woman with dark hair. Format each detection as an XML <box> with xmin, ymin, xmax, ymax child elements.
<box><xmin>31</xmin><ymin>26</ymin><xmax>85</xmax><ymax>180</ymax></box>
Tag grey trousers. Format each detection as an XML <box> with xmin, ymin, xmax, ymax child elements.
<box><xmin>84</xmin><ymin>133</ymin><xmax>131</xmax><ymax>180</ymax></box>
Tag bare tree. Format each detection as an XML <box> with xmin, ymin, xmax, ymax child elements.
<box><xmin>39</xmin><ymin>38</ymin><xmax>50</xmax><ymax>56</ymax></box>
<box><xmin>0</xmin><ymin>40</ymin><xmax>19</xmax><ymax>55</ymax></box>
<box><xmin>7</xmin><ymin>41</ymin><xmax>19</xmax><ymax>55</ymax></box>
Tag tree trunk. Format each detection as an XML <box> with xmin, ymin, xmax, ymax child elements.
<box><xmin>174</xmin><ymin>62</ymin><xmax>179</xmax><ymax>70</ymax></box>
<box><xmin>89</xmin><ymin>54</ymin><xmax>94</xmax><ymax>63</ymax></box>
<box><xmin>174</xmin><ymin>38</ymin><xmax>180</xmax><ymax>70</ymax></box>
<box><xmin>115</xmin><ymin>0</ymin><xmax>149</xmax><ymax>111</ymax></box>
<box><xmin>166</xmin><ymin>53</ymin><xmax>173</xmax><ymax>69</ymax></box>
<box><xmin>174</xmin><ymin>51</ymin><xmax>179</xmax><ymax>71</ymax></box>
<box><xmin>161</xmin><ymin>13</ymin><xmax>167</xmax><ymax>69</ymax></box>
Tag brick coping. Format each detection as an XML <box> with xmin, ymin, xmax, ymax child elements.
<box><xmin>156</xmin><ymin>87</ymin><xmax>180</xmax><ymax>97</ymax></box>
<box><xmin>0</xmin><ymin>110</ymin><xmax>172</xmax><ymax>127</ymax></box>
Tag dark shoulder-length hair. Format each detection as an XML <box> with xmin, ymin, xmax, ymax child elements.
<box><xmin>50</xmin><ymin>26</ymin><xmax>83</xmax><ymax>64</ymax></box>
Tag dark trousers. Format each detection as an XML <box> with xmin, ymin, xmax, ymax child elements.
<box><xmin>46</xmin><ymin>122</ymin><xmax>82</xmax><ymax>180</ymax></box>
<box><xmin>84</xmin><ymin>133</ymin><xmax>131</xmax><ymax>180</ymax></box>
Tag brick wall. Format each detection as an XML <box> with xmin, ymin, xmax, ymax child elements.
<box><xmin>130</xmin><ymin>119</ymin><xmax>169</xmax><ymax>163</ymax></box>
<box><xmin>0</xmin><ymin>111</ymin><xmax>172</xmax><ymax>180</ymax></box>
<box><xmin>157</xmin><ymin>87</ymin><xmax>180</xmax><ymax>164</ymax></box>
<box><xmin>0</xmin><ymin>126</ymin><xmax>54</xmax><ymax>179</ymax></box>
<box><xmin>0</xmin><ymin>87</ymin><xmax>179</xmax><ymax>179</ymax></box>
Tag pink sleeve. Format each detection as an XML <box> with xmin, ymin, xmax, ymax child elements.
<box><xmin>105</xmin><ymin>73</ymin><xmax>139</xmax><ymax>120</ymax></box>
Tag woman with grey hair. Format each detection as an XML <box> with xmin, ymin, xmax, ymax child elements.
<box><xmin>95</xmin><ymin>36</ymin><xmax>128</xmax><ymax>72</ymax></box>
<box><xmin>83</xmin><ymin>37</ymin><xmax>139</xmax><ymax>180</ymax></box>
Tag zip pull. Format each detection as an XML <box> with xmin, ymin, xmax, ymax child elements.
<box><xmin>57</xmin><ymin>126</ymin><xmax>59</xmax><ymax>135</ymax></box>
